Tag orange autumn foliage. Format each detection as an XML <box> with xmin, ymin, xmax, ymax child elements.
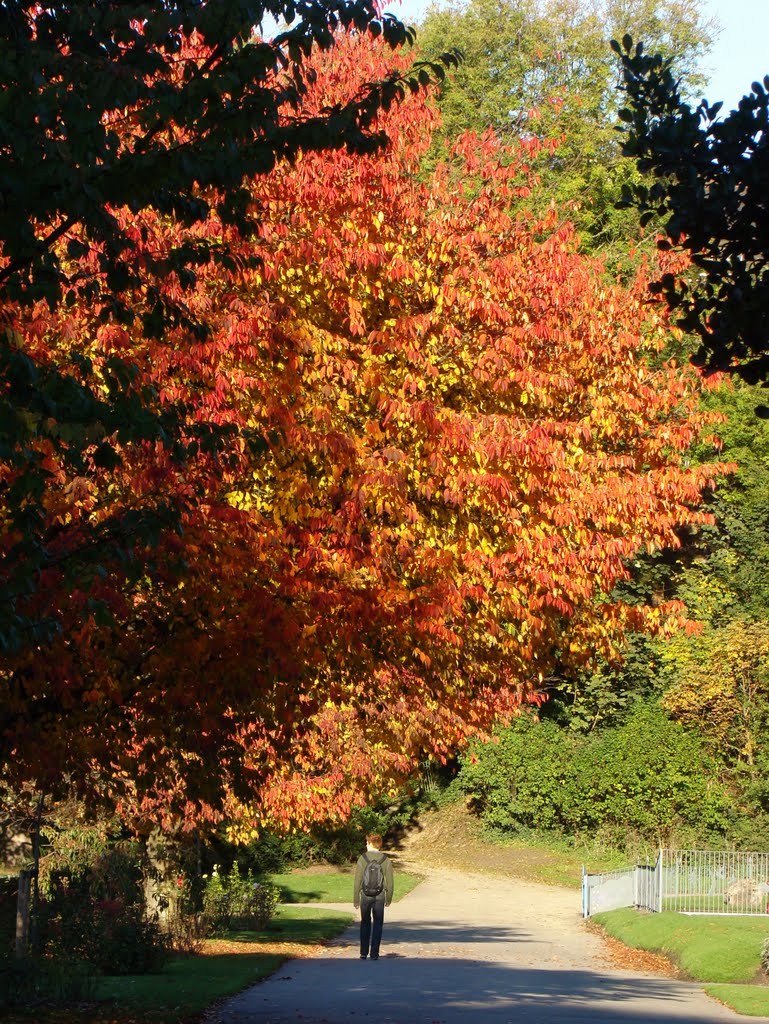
<box><xmin>1</xmin><ymin>33</ymin><xmax>730</xmax><ymax>831</ymax></box>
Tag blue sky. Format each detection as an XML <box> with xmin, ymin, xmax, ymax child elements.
<box><xmin>385</xmin><ymin>0</ymin><xmax>769</xmax><ymax>113</ymax></box>
<box><xmin>701</xmin><ymin>0</ymin><xmax>769</xmax><ymax>110</ymax></box>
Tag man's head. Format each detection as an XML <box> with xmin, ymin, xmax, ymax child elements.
<box><xmin>366</xmin><ymin>833</ymin><xmax>383</xmax><ymax>850</ymax></box>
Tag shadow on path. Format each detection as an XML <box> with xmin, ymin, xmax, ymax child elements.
<box><xmin>221</xmin><ymin>945</ymin><xmax>741</xmax><ymax>1023</ymax></box>
<box><xmin>377</xmin><ymin>919</ymin><xmax>534</xmax><ymax>946</ymax></box>
<box><xmin>218</xmin><ymin>868</ymin><xmax>763</xmax><ymax>1024</ymax></box>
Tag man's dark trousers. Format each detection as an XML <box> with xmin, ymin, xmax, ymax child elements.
<box><xmin>359</xmin><ymin>893</ymin><xmax>385</xmax><ymax>958</ymax></box>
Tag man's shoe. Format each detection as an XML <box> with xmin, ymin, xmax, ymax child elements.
<box><xmin>360</xmin><ymin>954</ymin><xmax>367</xmax><ymax>959</ymax></box>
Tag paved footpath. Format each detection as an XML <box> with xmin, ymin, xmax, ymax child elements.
<box><xmin>218</xmin><ymin>867</ymin><xmax>768</xmax><ymax>1024</ymax></box>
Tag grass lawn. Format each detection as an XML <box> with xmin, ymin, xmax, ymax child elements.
<box><xmin>4</xmin><ymin>906</ymin><xmax>354</xmax><ymax>1024</ymax></box>
<box><xmin>96</xmin><ymin>906</ymin><xmax>353</xmax><ymax>1019</ymax></box>
<box><xmin>227</xmin><ymin>903</ymin><xmax>357</xmax><ymax>943</ymax></box>
<box><xmin>528</xmin><ymin>845</ymin><xmax>630</xmax><ymax>889</ymax></box>
<box><xmin>484</xmin><ymin>832</ymin><xmax>631</xmax><ymax>890</ymax></box>
<box><xmin>268</xmin><ymin>866</ymin><xmax>423</xmax><ymax>904</ymax></box>
<box><xmin>592</xmin><ymin>908</ymin><xmax>769</xmax><ymax>1017</ymax></box>
<box><xmin>95</xmin><ymin>948</ymin><xmax>286</xmax><ymax>1020</ymax></box>
<box><xmin>705</xmin><ymin>984</ymin><xmax>769</xmax><ymax>1017</ymax></box>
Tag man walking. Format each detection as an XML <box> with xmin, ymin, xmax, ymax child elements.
<box><xmin>353</xmin><ymin>832</ymin><xmax>394</xmax><ymax>960</ymax></box>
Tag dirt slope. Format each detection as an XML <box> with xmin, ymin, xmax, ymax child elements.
<box><xmin>391</xmin><ymin>799</ymin><xmax>570</xmax><ymax>878</ymax></box>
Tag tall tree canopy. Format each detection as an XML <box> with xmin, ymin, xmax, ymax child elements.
<box><xmin>615</xmin><ymin>36</ymin><xmax>769</xmax><ymax>384</ymax></box>
<box><xmin>0</xmin><ymin>0</ymin><xmax>456</xmax><ymax>656</ymax></box>
<box><xmin>1</xmin><ymin>33</ymin><xmax>730</xmax><ymax>830</ymax></box>
<box><xmin>415</xmin><ymin>0</ymin><xmax>716</xmax><ymax>265</ymax></box>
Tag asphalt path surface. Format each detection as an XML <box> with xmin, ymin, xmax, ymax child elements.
<box><xmin>218</xmin><ymin>867</ymin><xmax>767</xmax><ymax>1024</ymax></box>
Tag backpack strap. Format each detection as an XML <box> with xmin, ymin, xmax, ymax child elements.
<box><xmin>360</xmin><ymin>852</ymin><xmax>371</xmax><ymax>897</ymax></box>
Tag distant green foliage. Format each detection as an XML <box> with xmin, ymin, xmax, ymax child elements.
<box><xmin>545</xmin><ymin>632</ymin><xmax>662</xmax><ymax>733</ymax></box>
<box><xmin>458</xmin><ymin>705</ymin><xmax>728</xmax><ymax>848</ymax></box>
<box><xmin>460</xmin><ymin>715</ymin><xmax>578</xmax><ymax>833</ymax></box>
<box><xmin>680</xmin><ymin>381</ymin><xmax>769</xmax><ymax>623</ymax></box>
<box><xmin>569</xmin><ymin>704</ymin><xmax>729</xmax><ymax>843</ymax></box>
<box><xmin>543</xmin><ymin>378</ymin><xmax>769</xmax><ymax>848</ymax></box>
<box><xmin>646</xmin><ymin>381</ymin><xmax>769</xmax><ymax>838</ymax></box>
<box><xmin>415</xmin><ymin>0</ymin><xmax>716</xmax><ymax>266</ymax></box>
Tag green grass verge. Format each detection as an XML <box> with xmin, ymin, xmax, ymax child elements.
<box><xmin>705</xmin><ymin>984</ymin><xmax>769</xmax><ymax>1017</ymax></box>
<box><xmin>591</xmin><ymin>908</ymin><xmax>769</xmax><ymax>1017</ymax></box>
<box><xmin>268</xmin><ymin>867</ymin><xmax>423</xmax><ymax>903</ymax></box>
<box><xmin>592</xmin><ymin>908</ymin><xmax>768</xmax><ymax>982</ymax></box>
<box><xmin>96</xmin><ymin>950</ymin><xmax>285</xmax><ymax>1021</ymax></box>
<box><xmin>93</xmin><ymin>905</ymin><xmax>353</xmax><ymax>1022</ymax></box>
<box><xmin>527</xmin><ymin>845</ymin><xmax>629</xmax><ymax>889</ymax></box>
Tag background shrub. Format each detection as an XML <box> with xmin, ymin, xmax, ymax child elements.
<box><xmin>458</xmin><ymin>716</ymin><xmax>579</xmax><ymax>834</ymax></box>
<box><xmin>456</xmin><ymin>704</ymin><xmax>730</xmax><ymax>850</ymax></box>
<box><xmin>576</xmin><ymin>703</ymin><xmax>729</xmax><ymax>844</ymax></box>
<box><xmin>39</xmin><ymin>847</ymin><xmax>167</xmax><ymax>975</ymax></box>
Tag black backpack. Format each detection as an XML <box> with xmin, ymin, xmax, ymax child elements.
<box><xmin>361</xmin><ymin>853</ymin><xmax>385</xmax><ymax>898</ymax></box>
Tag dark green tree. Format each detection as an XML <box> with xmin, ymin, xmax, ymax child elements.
<box><xmin>615</xmin><ymin>35</ymin><xmax>769</xmax><ymax>383</ymax></box>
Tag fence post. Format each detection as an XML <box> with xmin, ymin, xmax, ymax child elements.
<box><xmin>15</xmin><ymin>869</ymin><xmax>33</xmax><ymax>958</ymax></box>
<box><xmin>581</xmin><ymin>866</ymin><xmax>588</xmax><ymax>918</ymax></box>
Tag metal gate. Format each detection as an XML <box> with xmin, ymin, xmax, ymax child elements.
<box><xmin>582</xmin><ymin>856</ymin><xmax>660</xmax><ymax>917</ymax></box>
<box><xmin>582</xmin><ymin>866</ymin><xmax>637</xmax><ymax>917</ymax></box>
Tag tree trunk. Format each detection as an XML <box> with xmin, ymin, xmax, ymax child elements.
<box><xmin>14</xmin><ymin>869</ymin><xmax>32</xmax><ymax>958</ymax></box>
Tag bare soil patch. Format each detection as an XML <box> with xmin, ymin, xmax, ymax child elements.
<box><xmin>391</xmin><ymin>799</ymin><xmax>564</xmax><ymax>877</ymax></box>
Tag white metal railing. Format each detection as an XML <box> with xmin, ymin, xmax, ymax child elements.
<box><xmin>660</xmin><ymin>848</ymin><xmax>769</xmax><ymax>915</ymax></box>
<box><xmin>635</xmin><ymin>860</ymin><xmax>661</xmax><ymax>913</ymax></box>
<box><xmin>583</xmin><ymin>849</ymin><xmax>769</xmax><ymax>917</ymax></box>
